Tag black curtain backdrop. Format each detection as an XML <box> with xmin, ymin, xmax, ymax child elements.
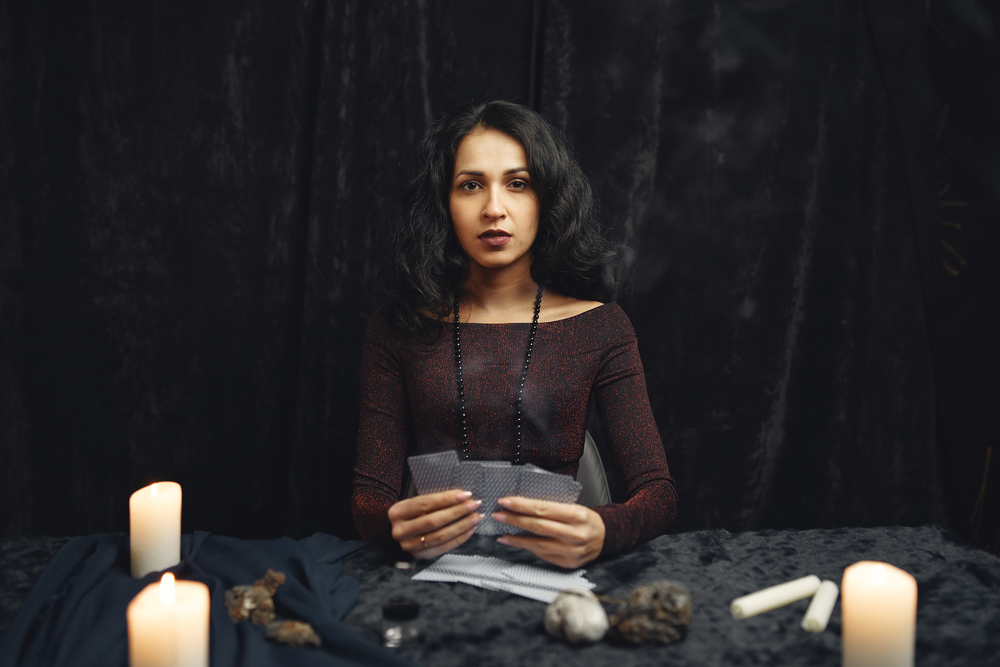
<box><xmin>1</xmin><ymin>1</ymin><xmax>997</xmax><ymax>548</ymax></box>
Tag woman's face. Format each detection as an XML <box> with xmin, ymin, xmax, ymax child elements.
<box><xmin>449</xmin><ymin>128</ymin><xmax>539</xmax><ymax>278</ymax></box>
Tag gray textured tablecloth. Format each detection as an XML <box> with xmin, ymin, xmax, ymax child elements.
<box><xmin>341</xmin><ymin>527</ymin><xmax>1000</xmax><ymax>667</ymax></box>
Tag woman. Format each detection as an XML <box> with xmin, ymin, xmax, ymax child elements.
<box><xmin>352</xmin><ymin>101</ymin><xmax>676</xmax><ymax>569</ymax></box>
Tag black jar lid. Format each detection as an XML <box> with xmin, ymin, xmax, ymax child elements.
<box><xmin>383</xmin><ymin>596</ymin><xmax>420</xmax><ymax>621</ymax></box>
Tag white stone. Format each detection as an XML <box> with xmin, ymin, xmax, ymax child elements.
<box><xmin>544</xmin><ymin>588</ymin><xmax>610</xmax><ymax>644</ymax></box>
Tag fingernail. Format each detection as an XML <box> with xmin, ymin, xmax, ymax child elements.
<box><xmin>497</xmin><ymin>498</ymin><xmax>511</xmax><ymax>508</ymax></box>
<box><xmin>456</xmin><ymin>491</ymin><xmax>473</xmax><ymax>500</ymax></box>
<box><xmin>471</xmin><ymin>513</ymin><xmax>484</xmax><ymax>524</ymax></box>
<box><xmin>493</xmin><ymin>512</ymin><xmax>507</xmax><ymax>523</ymax></box>
<box><xmin>497</xmin><ymin>537</ymin><xmax>510</xmax><ymax>545</ymax></box>
<box><xmin>466</xmin><ymin>499</ymin><xmax>482</xmax><ymax>511</ymax></box>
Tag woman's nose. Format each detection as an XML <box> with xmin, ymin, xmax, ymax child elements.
<box><xmin>482</xmin><ymin>187</ymin><xmax>506</xmax><ymax>220</ymax></box>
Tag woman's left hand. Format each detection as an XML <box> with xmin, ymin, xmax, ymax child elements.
<box><xmin>491</xmin><ymin>497</ymin><xmax>605</xmax><ymax>569</ymax></box>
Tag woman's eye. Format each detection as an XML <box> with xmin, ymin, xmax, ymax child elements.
<box><xmin>510</xmin><ymin>179</ymin><xmax>529</xmax><ymax>190</ymax></box>
<box><xmin>460</xmin><ymin>181</ymin><xmax>480</xmax><ymax>192</ymax></box>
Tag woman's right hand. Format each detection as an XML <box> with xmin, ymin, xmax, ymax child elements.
<box><xmin>388</xmin><ymin>490</ymin><xmax>484</xmax><ymax>559</ymax></box>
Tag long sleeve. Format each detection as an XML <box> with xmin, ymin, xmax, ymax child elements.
<box><xmin>588</xmin><ymin>313</ymin><xmax>677</xmax><ymax>558</ymax></box>
<box><xmin>351</xmin><ymin>308</ymin><xmax>412</xmax><ymax>544</ymax></box>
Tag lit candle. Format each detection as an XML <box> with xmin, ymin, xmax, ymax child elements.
<box><xmin>130</xmin><ymin>482</ymin><xmax>182</xmax><ymax>578</ymax></box>
<box><xmin>841</xmin><ymin>561</ymin><xmax>917</xmax><ymax>667</ymax></box>
<box><xmin>127</xmin><ymin>573</ymin><xmax>210</xmax><ymax>667</ymax></box>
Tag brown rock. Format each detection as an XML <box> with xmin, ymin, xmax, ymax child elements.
<box><xmin>608</xmin><ymin>580</ymin><xmax>692</xmax><ymax>645</ymax></box>
<box><xmin>264</xmin><ymin>620</ymin><xmax>322</xmax><ymax>648</ymax></box>
<box><xmin>224</xmin><ymin>569</ymin><xmax>287</xmax><ymax>625</ymax></box>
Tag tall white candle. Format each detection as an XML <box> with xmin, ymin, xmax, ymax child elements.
<box><xmin>841</xmin><ymin>561</ymin><xmax>917</xmax><ymax>667</ymax></box>
<box><xmin>130</xmin><ymin>482</ymin><xmax>182</xmax><ymax>578</ymax></box>
<box><xmin>127</xmin><ymin>573</ymin><xmax>210</xmax><ymax>667</ymax></box>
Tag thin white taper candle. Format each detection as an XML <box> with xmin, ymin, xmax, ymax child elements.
<box><xmin>730</xmin><ymin>575</ymin><xmax>821</xmax><ymax>619</ymax></box>
<box><xmin>801</xmin><ymin>579</ymin><xmax>839</xmax><ymax>632</ymax></box>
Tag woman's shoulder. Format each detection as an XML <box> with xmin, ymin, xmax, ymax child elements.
<box><xmin>540</xmin><ymin>291</ymin><xmax>629</xmax><ymax>325</ymax></box>
<box><xmin>542</xmin><ymin>299</ymin><xmax>637</xmax><ymax>346</ymax></box>
<box><xmin>365</xmin><ymin>302</ymin><xmax>411</xmax><ymax>342</ymax></box>
<box><xmin>538</xmin><ymin>294</ymin><xmax>604</xmax><ymax>322</ymax></box>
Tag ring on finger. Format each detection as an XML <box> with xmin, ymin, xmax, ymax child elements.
<box><xmin>420</xmin><ymin>535</ymin><xmax>426</xmax><ymax>547</ymax></box>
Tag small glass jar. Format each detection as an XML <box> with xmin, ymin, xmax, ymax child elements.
<box><xmin>382</xmin><ymin>596</ymin><xmax>420</xmax><ymax>647</ymax></box>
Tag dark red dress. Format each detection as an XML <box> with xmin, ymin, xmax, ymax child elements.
<box><xmin>351</xmin><ymin>302</ymin><xmax>677</xmax><ymax>558</ymax></box>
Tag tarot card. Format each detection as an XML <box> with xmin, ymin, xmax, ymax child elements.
<box><xmin>407</xmin><ymin>450</ymin><xmax>459</xmax><ymax>495</ymax></box>
<box><xmin>500</xmin><ymin>563</ymin><xmax>594</xmax><ymax>592</ymax></box>
<box><xmin>517</xmin><ymin>467</ymin><xmax>582</xmax><ymax>504</ymax></box>
<box><xmin>453</xmin><ymin>462</ymin><xmax>484</xmax><ymax>500</ymax></box>
<box><xmin>474</xmin><ymin>464</ymin><xmax>522</xmax><ymax>536</ymax></box>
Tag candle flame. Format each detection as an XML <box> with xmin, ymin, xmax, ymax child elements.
<box><xmin>151</xmin><ymin>483</ymin><xmax>158</xmax><ymax>497</ymax></box>
<box><xmin>872</xmin><ymin>564</ymin><xmax>887</xmax><ymax>586</ymax></box>
<box><xmin>159</xmin><ymin>572</ymin><xmax>175</xmax><ymax>605</ymax></box>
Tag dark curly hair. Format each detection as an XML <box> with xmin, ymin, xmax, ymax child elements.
<box><xmin>388</xmin><ymin>100</ymin><xmax>624</xmax><ymax>337</ymax></box>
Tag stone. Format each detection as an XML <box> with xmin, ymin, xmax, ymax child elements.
<box><xmin>544</xmin><ymin>588</ymin><xmax>610</xmax><ymax>644</ymax></box>
<box><xmin>224</xmin><ymin>568</ymin><xmax>286</xmax><ymax>625</ymax></box>
<box><xmin>608</xmin><ymin>580</ymin><xmax>692</xmax><ymax>645</ymax></box>
<box><xmin>223</xmin><ymin>569</ymin><xmax>322</xmax><ymax>648</ymax></box>
<box><xmin>264</xmin><ymin>620</ymin><xmax>322</xmax><ymax>647</ymax></box>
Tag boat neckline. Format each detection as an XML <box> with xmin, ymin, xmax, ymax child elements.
<box><xmin>420</xmin><ymin>302</ymin><xmax>614</xmax><ymax>326</ymax></box>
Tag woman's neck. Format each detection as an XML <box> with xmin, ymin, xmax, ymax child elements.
<box><xmin>460</xmin><ymin>266</ymin><xmax>539</xmax><ymax>324</ymax></box>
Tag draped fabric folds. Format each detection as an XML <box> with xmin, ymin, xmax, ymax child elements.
<box><xmin>0</xmin><ymin>533</ymin><xmax>414</xmax><ymax>667</ymax></box>
<box><xmin>3</xmin><ymin>0</ymin><xmax>980</xmax><ymax>541</ymax></box>
<box><xmin>540</xmin><ymin>0</ymin><xmax>945</xmax><ymax>530</ymax></box>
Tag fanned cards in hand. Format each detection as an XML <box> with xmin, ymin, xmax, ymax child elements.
<box><xmin>406</xmin><ymin>451</ymin><xmax>583</xmax><ymax>536</ymax></box>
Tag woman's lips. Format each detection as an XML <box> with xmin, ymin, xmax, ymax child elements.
<box><xmin>479</xmin><ymin>230</ymin><xmax>511</xmax><ymax>247</ymax></box>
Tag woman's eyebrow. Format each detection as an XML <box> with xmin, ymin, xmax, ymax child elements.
<box><xmin>454</xmin><ymin>167</ymin><xmax>529</xmax><ymax>178</ymax></box>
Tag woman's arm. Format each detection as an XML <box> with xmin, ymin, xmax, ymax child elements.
<box><xmin>588</xmin><ymin>309</ymin><xmax>677</xmax><ymax>558</ymax></box>
<box><xmin>351</xmin><ymin>310</ymin><xmax>411</xmax><ymax>544</ymax></box>
<box><xmin>491</xmin><ymin>305</ymin><xmax>676</xmax><ymax>565</ymax></box>
<box><xmin>352</xmin><ymin>308</ymin><xmax>481</xmax><ymax>555</ymax></box>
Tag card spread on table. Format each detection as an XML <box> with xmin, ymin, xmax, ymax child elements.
<box><xmin>411</xmin><ymin>554</ymin><xmax>595</xmax><ymax>603</ymax></box>
<box><xmin>406</xmin><ymin>452</ymin><xmax>583</xmax><ymax>535</ymax></box>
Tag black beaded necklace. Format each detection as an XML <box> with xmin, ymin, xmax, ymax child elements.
<box><xmin>452</xmin><ymin>285</ymin><xmax>543</xmax><ymax>464</ymax></box>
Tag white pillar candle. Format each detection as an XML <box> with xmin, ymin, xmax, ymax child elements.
<box><xmin>801</xmin><ymin>579</ymin><xmax>839</xmax><ymax>632</ymax></box>
<box><xmin>730</xmin><ymin>575</ymin><xmax>821</xmax><ymax>619</ymax></box>
<box><xmin>127</xmin><ymin>573</ymin><xmax>210</xmax><ymax>667</ymax></box>
<box><xmin>841</xmin><ymin>561</ymin><xmax>917</xmax><ymax>667</ymax></box>
<box><xmin>130</xmin><ymin>482</ymin><xmax>182</xmax><ymax>578</ymax></box>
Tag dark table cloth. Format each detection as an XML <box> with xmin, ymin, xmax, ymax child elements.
<box><xmin>0</xmin><ymin>532</ymin><xmax>414</xmax><ymax>667</ymax></box>
<box><xmin>3</xmin><ymin>526</ymin><xmax>1000</xmax><ymax>666</ymax></box>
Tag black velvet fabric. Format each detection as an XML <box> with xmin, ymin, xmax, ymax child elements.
<box><xmin>0</xmin><ymin>0</ymin><xmax>540</xmax><ymax>543</ymax></box>
<box><xmin>542</xmin><ymin>0</ymin><xmax>947</xmax><ymax>532</ymax></box>
<box><xmin>0</xmin><ymin>533</ymin><xmax>414</xmax><ymax>667</ymax></box>
<box><xmin>342</xmin><ymin>527</ymin><xmax>1000</xmax><ymax>666</ymax></box>
<box><xmin>2</xmin><ymin>0</ymin><xmax>998</xmax><ymax>546</ymax></box>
